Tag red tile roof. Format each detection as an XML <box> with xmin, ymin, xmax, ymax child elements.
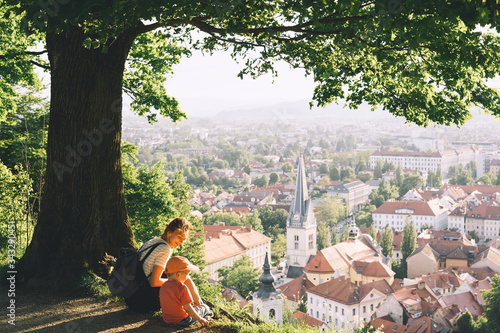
<box><xmin>276</xmin><ymin>274</ymin><xmax>314</xmax><ymax>302</ymax></box>
<box><xmin>442</xmin><ymin>184</ymin><xmax>500</xmax><ymax>195</ymax></box>
<box><xmin>291</xmin><ymin>311</ymin><xmax>325</xmax><ymax>328</ymax></box>
<box><xmin>443</xmin><ymin>266</ymin><xmax>497</xmax><ymax>280</ymax></box>
<box><xmin>203</xmin><ymin>225</ymin><xmax>271</xmax><ymax>264</ymax></box>
<box><xmin>486</xmin><ymin>236</ymin><xmax>500</xmax><ymax>250</ymax></box>
<box><xmin>466</xmin><ymin>279</ymin><xmax>491</xmax><ymax>305</ymax></box>
<box><xmin>353</xmin><ymin>260</ymin><xmax>395</xmax><ymax>278</ymax></box>
<box><xmin>373</xmin><ymin>200</ymin><xmax>447</xmax><ymax>216</ymax></box>
<box><xmin>372</xmin><ymin>150</ymin><xmax>442</xmax><ymax>157</ymax></box>
<box><xmin>304</xmin><ymin>239</ymin><xmax>378</xmax><ymax>274</ymax></box>
<box><xmin>467</xmin><ymin>202</ymin><xmax>500</xmax><ymax>219</ymax></box>
<box><xmin>307</xmin><ymin>276</ymin><xmax>393</xmax><ymax>305</ymax></box>
<box><xmin>405</xmin><ymin>316</ymin><xmax>446</xmax><ymax>333</ymax></box>
<box><xmin>440</xmin><ymin>292</ymin><xmax>484</xmax><ymax>319</ymax></box>
<box><xmin>414</xmin><ymin>272</ymin><xmax>454</xmax><ymax>292</ymax></box>
<box><xmin>371</xmin><ymin>318</ymin><xmax>406</xmax><ymax>333</ymax></box>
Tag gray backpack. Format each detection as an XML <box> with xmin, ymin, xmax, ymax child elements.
<box><xmin>107</xmin><ymin>243</ymin><xmax>162</xmax><ymax>298</ymax></box>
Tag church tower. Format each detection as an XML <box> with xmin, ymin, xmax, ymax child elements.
<box><xmin>252</xmin><ymin>252</ymin><xmax>284</xmax><ymax>323</ymax></box>
<box><xmin>286</xmin><ymin>155</ymin><xmax>317</xmax><ymax>270</ymax></box>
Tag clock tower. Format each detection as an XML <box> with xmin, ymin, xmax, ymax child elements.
<box><xmin>286</xmin><ymin>155</ymin><xmax>317</xmax><ymax>271</ymax></box>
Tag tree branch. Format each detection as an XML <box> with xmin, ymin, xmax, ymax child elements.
<box><xmin>25</xmin><ymin>50</ymin><xmax>48</xmax><ymax>56</ymax></box>
<box><xmin>30</xmin><ymin>60</ymin><xmax>50</xmax><ymax>70</ymax></box>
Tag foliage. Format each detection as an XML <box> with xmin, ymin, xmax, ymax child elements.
<box><xmin>269</xmin><ymin>172</ymin><xmax>279</xmax><ymax>185</ymax></box>
<box><xmin>355</xmin><ymin>204</ymin><xmax>376</xmax><ymax>228</ymax></box>
<box><xmin>358</xmin><ymin>322</ymin><xmax>383</xmax><ymax>333</ymax></box>
<box><xmin>426</xmin><ymin>170</ymin><xmax>441</xmax><ymax>188</ymax></box>
<box><xmin>401</xmin><ymin>216</ymin><xmax>418</xmax><ymax>278</ymax></box>
<box><xmin>0</xmin><ymin>162</ymin><xmax>32</xmax><ymax>255</ymax></box>
<box><xmin>215</xmin><ymin>319</ymin><xmax>322</xmax><ymax>333</ymax></box>
<box><xmin>218</xmin><ymin>255</ymin><xmax>260</xmax><ymax>300</ymax></box>
<box><xmin>271</xmin><ymin>234</ymin><xmax>286</xmax><ymax>262</ymax></box>
<box><xmin>329</xmin><ymin>166</ymin><xmax>340</xmax><ymax>181</ymax></box>
<box><xmin>373</xmin><ymin>159</ymin><xmax>384</xmax><ymax>179</ymax></box>
<box><xmin>456</xmin><ymin>311</ymin><xmax>477</xmax><ymax>333</ymax></box>
<box><xmin>393</xmin><ymin>165</ymin><xmax>404</xmax><ymax>187</ymax></box>
<box><xmin>317</xmin><ymin>221</ymin><xmax>332</xmax><ymax>251</ymax></box>
<box><xmin>123</xmin><ymin>158</ymin><xmax>189</xmax><ymax>244</ymax></box>
<box><xmin>282</xmin><ymin>162</ymin><xmax>294</xmax><ymax>174</ymax></box>
<box><xmin>466</xmin><ymin>161</ymin><xmax>477</xmax><ymax>178</ymax></box>
<box><xmin>205</xmin><ymin>212</ymin><xmax>244</xmax><ymax>225</ymax></box>
<box><xmin>382</xmin><ymin>161</ymin><xmax>395</xmax><ymax>174</ymax></box>
<box><xmin>357</xmin><ymin>171</ymin><xmax>373</xmax><ymax>183</ymax></box>
<box><xmin>222</xmin><ymin>145</ymin><xmax>252</xmax><ymax>169</ymax></box>
<box><xmin>0</xmin><ymin>88</ymin><xmax>48</xmax><ymax>197</ymax></box>
<box><xmin>330</xmin><ymin>226</ymin><xmax>339</xmax><ymax>246</ymax></box>
<box><xmin>244</xmin><ymin>165</ymin><xmax>252</xmax><ymax>175</ymax></box>
<box><xmin>381</xmin><ymin>224</ymin><xmax>394</xmax><ymax>259</ymax></box>
<box><xmin>339</xmin><ymin>224</ymin><xmax>350</xmax><ymax>243</ymax></box>
<box><xmin>124</xmin><ymin>31</ymin><xmax>189</xmax><ymax>123</ymax></box>
<box><xmin>315</xmin><ymin>195</ymin><xmax>346</xmax><ymax>227</ymax></box>
<box><xmin>482</xmin><ymin>275</ymin><xmax>500</xmax><ymax>330</ymax></box>
<box><xmin>297</xmin><ymin>294</ymin><xmax>308</xmax><ymax>314</ymax></box>
<box><xmin>398</xmin><ymin>174</ymin><xmax>424</xmax><ymax>197</ymax></box>
<box><xmin>369</xmin><ymin>179</ymin><xmax>399</xmax><ymax>207</ymax></box>
<box><xmin>259</xmin><ymin>206</ymin><xmax>287</xmax><ymax>239</ymax></box>
<box><xmin>0</xmin><ymin>5</ymin><xmax>43</xmax><ymax>123</ymax></box>
<box><xmin>369</xmin><ymin>223</ymin><xmax>377</xmax><ymax>243</ymax></box>
<box><xmin>450</xmin><ymin>169</ymin><xmax>474</xmax><ymax>186</ymax></box>
<box><xmin>340</xmin><ymin>166</ymin><xmax>356</xmax><ymax>181</ymax></box>
<box><xmin>317</xmin><ymin>175</ymin><xmax>331</xmax><ymax>187</ymax></box>
<box><xmin>468</xmin><ymin>230</ymin><xmax>480</xmax><ymax>243</ymax></box>
<box><xmin>319</xmin><ymin>163</ymin><xmax>329</xmax><ymax>175</ymax></box>
<box><xmin>252</xmin><ymin>175</ymin><xmax>269</xmax><ymax>187</ymax></box>
<box><xmin>241</xmin><ymin>210</ymin><xmax>264</xmax><ymax>233</ymax></box>
<box><xmin>477</xmin><ymin>172</ymin><xmax>497</xmax><ymax>185</ymax></box>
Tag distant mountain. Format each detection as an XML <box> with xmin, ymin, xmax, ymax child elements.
<box><xmin>209</xmin><ymin>98</ymin><xmax>394</xmax><ymax>121</ymax></box>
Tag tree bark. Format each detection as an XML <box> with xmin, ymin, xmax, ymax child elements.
<box><xmin>20</xmin><ymin>26</ymin><xmax>137</xmax><ymax>288</ymax></box>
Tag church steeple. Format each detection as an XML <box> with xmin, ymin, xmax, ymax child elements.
<box><xmin>253</xmin><ymin>252</ymin><xmax>284</xmax><ymax>323</ymax></box>
<box><xmin>286</xmin><ymin>153</ymin><xmax>317</xmax><ymax>271</ymax></box>
<box><xmin>290</xmin><ymin>155</ymin><xmax>309</xmax><ymax>219</ymax></box>
<box><xmin>347</xmin><ymin>220</ymin><xmax>360</xmax><ymax>240</ymax></box>
<box><xmin>256</xmin><ymin>252</ymin><xmax>277</xmax><ymax>299</ymax></box>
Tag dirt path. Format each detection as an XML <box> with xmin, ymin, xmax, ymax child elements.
<box><xmin>1</xmin><ymin>287</ymin><xmax>235</xmax><ymax>333</ymax></box>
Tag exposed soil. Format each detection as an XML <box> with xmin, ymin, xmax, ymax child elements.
<box><xmin>0</xmin><ymin>287</ymin><xmax>236</xmax><ymax>333</ymax></box>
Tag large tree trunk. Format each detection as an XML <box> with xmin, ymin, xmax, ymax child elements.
<box><xmin>20</xmin><ymin>27</ymin><xmax>137</xmax><ymax>288</ymax></box>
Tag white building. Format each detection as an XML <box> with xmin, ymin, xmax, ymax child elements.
<box><xmin>372</xmin><ymin>199</ymin><xmax>449</xmax><ymax>232</ymax></box>
<box><xmin>306</xmin><ymin>276</ymin><xmax>394</xmax><ymax>331</ymax></box>
<box><xmin>370</xmin><ymin>147</ymin><xmax>480</xmax><ymax>178</ymax></box>
<box><xmin>448</xmin><ymin>205</ymin><xmax>467</xmax><ymax>233</ymax></box>
<box><xmin>203</xmin><ymin>224</ymin><xmax>271</xmax><ymax>280</ymax></box>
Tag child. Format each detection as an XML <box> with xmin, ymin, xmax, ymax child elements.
<box><xmin>160</xmin><ymin>256</ymin><xmax>212</xmax><ymax>327</ymax></box>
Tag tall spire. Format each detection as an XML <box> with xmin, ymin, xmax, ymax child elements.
<box><xmin>256</xmin><ymin>252</ymin><xmax>277</xmax><ymax>299</ymax></box>
<box><xmin>291</xmin><ymin>155</ymin><xmax>309</xmax><ymax>217</ymax></box>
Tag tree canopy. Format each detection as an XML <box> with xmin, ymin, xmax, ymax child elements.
<box><xmin>5</xmin><ymin>1</ymin><xmax>500</xmax><ymax>124</ymax></box>
<box><xmin>3</xmin><ymin>0</ymin><xmax>500</xmax><ymax>285</ymax></box>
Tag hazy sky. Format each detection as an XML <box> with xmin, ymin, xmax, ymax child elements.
<box><xmin>163</xmin><ymin>49</ymin><xmax>318</xmax><ymax>117</ymax></box>
<box><xmin>163</xmin><ymin>46</ymin><xmax>500</xmax><ymax>120</ymax></box>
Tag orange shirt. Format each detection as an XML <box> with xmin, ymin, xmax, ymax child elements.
<box><xmin>160</xmin><ymin>280</ymin><xmax>193</xmax><ymax>324</ymax></box>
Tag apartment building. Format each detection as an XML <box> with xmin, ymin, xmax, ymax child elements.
<box><xmin>203</xmin><ymin>224</ymin><xmax>272</xmax><ymax>280</ymax></box>
<box><xmin>466</xmin><ymin>202</ymin><xmax>500</xmax><ymax>239</ymax></box>
<box><xmin>370</xmin><ymin>147</ymin><xmax>480</xmax><ymax>178</ymax></box>
<box><xmin>372</xmin><ymin>199</ymin><xmax>448</xmax><ymax>232</ymax></box>
<box><xmin>307</xmin><ymin>276</ymin><xmax>394</xmax><ymax>331</ymax></box>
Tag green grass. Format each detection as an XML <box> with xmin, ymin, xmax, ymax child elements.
<box><xmin>76</xmin><ymin>272</ymin><xmax>120</xmax><ymax>301</ymax></box>
<box><xmin>212</xmin><ymin>319</ymin><xmax>323</xmax><ymax>333</ymax></box>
